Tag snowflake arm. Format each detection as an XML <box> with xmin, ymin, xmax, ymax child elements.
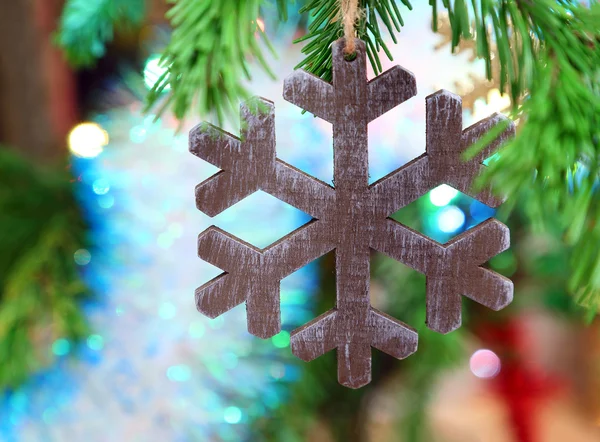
<box><xmin>371</xmin><ymin>218</ymin><xmax>512</xmax><ymax>334</ymax></box>
<box><xmin>371</xmin><ymin>219</ymin><xmax>438</xmax><ymax>274</ymax></box>
<box><xmin>425</xmin><ymin>219</ymin><xmax>513</xmax><ymax>333</ymax></box>
<box><xmin>283</xmin><ymin>71</ymin><xmax>336</xmax><ymax>122</ymax></box>
<box><xmin>368</xmin><ymin>309</ymin><xmax>418</xmax><ymax>360</ymax></box>
<box><xmin>190</xmin><ymin>98</ymin><xmax>335</xmax><ymax>219</ymax></box>
<box><xmin>271</xmin><ymin>160</ymin><xmax>335</xmax><ymax>220</ymax></box>
<box><xmin>370</xmin><ymin>92</ymin><xmax>514</xmax><ymax>215</ymax></box>
<box><xmin>265</xmin><ymin>220</ymin><xmax>335</xmax><ymax>279</ymax></box>
<box><xmin>369</xmin><ymin>154</ymin><xmax>431</xmax><ymax>217</ymax></box>
<box><xmin>290</xmin><ymin>311</ymin><xmax>337</xmax><ymax>362</ymax></box>
<box><xmin>426</xmin><ymin>90</ymin><xmax>513</xmax><ymax>208</ymax></box>
<box><xmin>291</xmin><ymin>307</ymin><xmax>417</xmax><ymax>388</ymax></box>
<box><xmin>196</xmin><ymin>227</ymin><xmax>280</xmax><ymax>338</ymax></box>
<box><xmin>190</xmin><ymin>124</ymin><xmax>243</xmax><ymax>217</ymax></box>
<box><xmin>196</xmin><ymin>221</ymin><xmax>334</xmax><ymax>339</ymax></box>
<box><xmin>367</xmin><ymin>65</ymin><xmax>417</xmax><ymax>121</ymax></box>
<box><xmin>448</xmin><ymin>217</ymin><xmax>511</xmax><ymax>266</ymax></box>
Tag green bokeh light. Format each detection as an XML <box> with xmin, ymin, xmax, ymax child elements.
<box><xmin>167</xmin><ymin>365</ymin><xmax>191</xmax><ymax>382</ymax></box>
<box><xmin>87</xmin><ymin>334</ymin><xmax>104</xmax><ymax>351</ymax></box>
<box><xmin>73</xmin><ymin>249</ymin><xmax>91</xmax><ymax>266</ymax></box>
<box><xmin>271</xmin><ymin>331</ymin><xmax>290</xmax><ymax>348</ymax></box>
<box><xmin>223</xmin><ymin>406</ymin><xmax>242</xmax><ymax>424</ymax></box>
<box><xmin>52</xmin><ymin>339</ymin><xmax>71</xmax><ymax>356</ymax></box>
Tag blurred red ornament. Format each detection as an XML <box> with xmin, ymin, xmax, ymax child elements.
<box><xmin>479</xmin><ymin>319</ymin><xmax>564</xmax><ymax>442</ymax></box>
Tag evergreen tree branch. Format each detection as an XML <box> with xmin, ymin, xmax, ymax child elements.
<box><xmin>296</xmin><ymin>0</ymin><xmax>413</xmax><ymax>82</ymax></box>
<box><xmin>144</xmin><ymin>0</ymin><xmax>277</xmax><ymax>123</ymax></box>
<box><xmin>55</xmin><ymin>0</ymin><xmax>146</xmax><ymax>67</ymax></box>
<box><xmin>454</xmin><ymin>1</ymin><xmax>600</xmax><ymax>307</ymax></box>
<box><xmin>432</xmin><ymin>0</ymin><xmax>599</xmax><ymax>106</ymax></box>
<box><xmin>276</xmin><ymin>0</ymin><xmax>291</xmax><ymax>20</ymax></box>
<box><xmin>0</xmin><ymin>147</ymin><xmax>90</xmax><ymax>389</ymax></box>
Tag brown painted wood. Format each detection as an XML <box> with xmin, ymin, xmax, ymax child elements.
<box><xmin>190</xmin><ymin>38</ymin><xmax>515</xmax><ymax>388</ymax></box>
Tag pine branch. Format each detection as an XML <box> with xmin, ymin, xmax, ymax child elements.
<box><xmin>55</xmin><ymin>0</ymin><xmax>146</xmax><ymax>67</ymax></box>
<box><xmin>276</xmin><ymin>0</ymin><xmax>290</xmax><ymax>20</ymax></box>
<box><xmin>433</xmin><ymin>14</ymin><xmax>504</xmax><ymax>112</ymax></box>
<box><xmin>0</xmin><ymin>147</ymin><xmax>90</xmax><ymax>389</ymax></box>
<box><xmin>296</xmin><ymin>0</ymin><xmax>413</xmax><ymax>82</ymax></box>
<box><xmin>432</xmin><ymin>0</ymin><xmax>599</xmax><ymax>106</ymax></box>
<box><xmin>144</xmin><ymin>0</ymin><xmax>277</xmax><ymax>123</ymax></box>
<box><xmin>453</xmin><ymin>1</ymin><xmax>600</xmax><ymax>308</ymax></box>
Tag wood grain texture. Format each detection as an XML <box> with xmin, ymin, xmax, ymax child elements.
<box><xmin>190</xmin><ymin>100</ymin><xmax>335</xmax><ymax>339</ymax></box>
<box><xmin>190</xmin><ymin>38</ymin><xmax>515</xmax><ymax>388</ymax></box>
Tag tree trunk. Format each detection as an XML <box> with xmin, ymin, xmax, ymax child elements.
<box><xmin>0</xmin><ymin>0</ymin><xmax>77</xmax><ymax>163</ymax></box>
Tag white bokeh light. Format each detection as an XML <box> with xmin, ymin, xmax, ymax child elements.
<box><xmin>429</xmin><ymin>184</ymin><xmax>459</xmax><ymax>207</ymax></box>
<box><xmin>68</xmin><ymin>122</ymin><xmax>109</xmax><ymax>158</ymax></box>
<box><xmin>436</xmin><ymin>206</ymin><xmax>465</xmax><ymax>233</ymax></box>
<box><xmin>144</xmin><ymin>55</ymin><xmax>171</xmax><ymax>91</ymax></box>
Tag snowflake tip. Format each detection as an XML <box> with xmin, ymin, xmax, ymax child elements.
<box><xmin>290</xmin><ymin>311</ymin><xmax>336</xmax><ymax>362</ymax></box>
<box><xmin>370</xmin><ymin>309</ymin><xmax>418</xmax><ymax>359</ymax></box>
<box><xmin>189</xmin><ymin>123</ymin><xmax>240</xmax><ymax>169</ymax></box>
<box><xmin>195</xmin><ymin>274</ymin><xmax>245</xmax><ymax>319</ymax></box>
<box><xmin>426</xmin><ymin>88</ymin><xmax>461</xmax><ymax>102</ymax></box>
<box><xmin>240</xmin><ymin>97</ymin><xmax>275</xmax><ymax>138</ymax></box>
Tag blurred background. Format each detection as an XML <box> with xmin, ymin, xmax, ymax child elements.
<box><xmin>0</xmin><ymin>1</ymin><xmax>599</xmax><ymax>441</ymax></box>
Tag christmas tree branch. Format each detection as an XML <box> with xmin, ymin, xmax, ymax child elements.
<box><xmin>0</xmin><ymin>147</ymin><xmax>90</xmax><ymax>389</ymax></box>
<box><xmin>276</xmin><ymin>0</ymin><xmax>291</xmax><ymax>20</ymax></box>
<box><xmin>460</xmin><ymin>0</ymin><xmax>600</xmax><ymax>308</ymax></box>
<box><xmin>144</xmin><ymin>0</ymin><xmax>277</xmax><ymax>122</ymax></box>
<box><xmin>55</xmin><ymin>0</ymin><xmax>146</xmax><ymax>67</ymax></box>
<box><xmin>296</xmin><ymin>0</ymin><xmax>413</xmax><ymax>81</ymax></box>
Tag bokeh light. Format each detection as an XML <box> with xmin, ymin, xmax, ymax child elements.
<box><xmin>158</xmin><ymin>302</ymin><xmax>177</xmax><ymax>319</ymax></box>
<box><xmin>73</xmin><ymin>249</ymin><xmax>92</xmax><ymax>266</ymax></box>
<box><xmin>92</xmin><ymin>178</ymin><xmax>110</xmax><ymax>195</ymax></box>
<box><xmin>68</xmin><ymin>123</ymin><xmax>109</xmax><ymax>158</ymax></box>
<box><xmin>271</xmin><ymin>331</ymin><xmax>290</xmax><ymax>348</ymax></box>
<box><xmin>51</xmin><ymin>339</ymin><xmax>71</xmax><ymax>356</ymax></box>
<box><xmin>143</xmin><ymin>54</ymin><xmax>171</xmax><ymax>91</ymax></box>
<box><xmin>97</xmin><ymin>194</ymin><xmax>115</xmax><ymax>209</ymax></box>
<box><xmin>436</xmin><ymin>206</ymin><xmax>466</xmax><ymax>233</ymax></box>
<box><xmin>429</xmin><ymin>184</ymin><xmax>459</xmax><ymax>207</ymax></box>
<box><xmin>223</xmin><ymin>407</ymin><xmax>242</xmax><ymax>424</ymax></box>
<box><xmin>129</xmin><ymin>125</ymin><xmax>147</xmax><ymax>143</ymax></box>
<box><xmin>188</xmin><ymin>321</ymin><xmax>205</xmax><ymax>339</ymax></box>
<box><xmin>472</xmin><ymin>88</ymin><xmax>512</xmax><ymax>122</ymax></box>
<box><xmin>167</xmin><ymin>365</ymin><xmax>192</xmax><ymax>382</ymax></box>
<box><xmin>470</xmin><ymin>349</ymin><xmax>501</xmax><ymax>379</ymax></box>
<box><xmin>86</xmin><ymin>335</ymin><xmax>104</xmax><ymax>351</ymax></box>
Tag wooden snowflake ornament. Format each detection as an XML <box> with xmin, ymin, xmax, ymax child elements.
<box><xmin>190</xmin><ymin>39</ymin><xmax>515</xmax><ymax>388</ymax></box>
